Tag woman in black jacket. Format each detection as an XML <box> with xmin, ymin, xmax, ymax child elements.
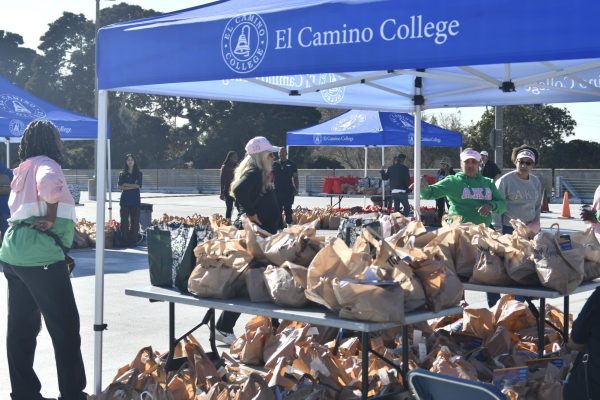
<box><xmin>231</xmin><ymin>137</ymin><xmax>281</xmax><ymax>234</ymax></box>
<box><xmin>215</xmin><ymin>136</ymin><xmax>281</xmax><ymax>344</ymax></box>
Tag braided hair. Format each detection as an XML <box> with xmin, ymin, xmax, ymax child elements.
<box><xmin>18</xmin><ymin>120</ymin><xmax>64</xmax><ymax>165</ymax></box>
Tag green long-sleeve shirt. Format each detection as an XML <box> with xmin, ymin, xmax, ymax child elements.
<box><xmin>420</xmin><ymin>172</ymin><xmax>506</xmax><ymax>226</ymax></box>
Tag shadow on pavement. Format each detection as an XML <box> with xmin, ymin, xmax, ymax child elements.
<box><xmin>0</xmin><ymin>247</ymin><xmax>154</xmax><ymax>278</ymax></box>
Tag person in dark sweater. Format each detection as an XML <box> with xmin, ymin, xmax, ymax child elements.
<box><xmin>118</xmin><ymin>154</ymin><xmax>143</xmax><ymax>247</ymax></box>
<box><xmin>219</xmin><ymin>151</ymin><xmax>238</xmax><ymax>220</ymax></box>
<box><xmin>381</xmin><ymin>153</ymin><xmax>411</xmax><ymax>215</ymax></box>
<box><xmin>435</xmin><ymin>156</ymin><xmax>455</xmax><ymax>221</ymax></box>
<box><xmin>273</xmin><ymin>147</ymin><xmax>299</xmax><ymax>228</ymax></box>
<box><xmin>564</xmin><ymin>287</ymin><xmax>600</xmax><ymax>399</ymax></box>
<box><xmin>480</xmin><ymin>150</ymin><xmax>502</xmax><ymax>181</ymax></box>
<box><xmin>215</xmin><ymin>136</ymin><xmax>281</xmax><ymax>344</ymax></box>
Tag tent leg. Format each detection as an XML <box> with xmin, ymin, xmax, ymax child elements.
<box><xmin>364</xmin><ymin>147</ymin><xmax>368</xmax><ymax>207</ymax></box>
<box><xmin>5</xmin><ymin>139</ymin><xmax>9</xmax><ymax>168</ymax></box>
<box><xmin>381</xmin><ymin>147</ymin><xmax>385</xmax><ymax>212</ymax></box>
<box><xmin>94</xmin><ymin>90</ymin><xmax>109</xmax><ymax>395</ymax></box>
<box><xmin>107</xmin><ymin>138</ymin><xmax>112</xmax><ymax>222</ymax></box>
<box><xmin>414</xmin><ymin>110</ymin><xmax>422</xmax><ymax>221</ymax></box>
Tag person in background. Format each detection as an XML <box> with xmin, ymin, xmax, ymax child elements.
<box><xmin>435</xmin><ymin>156</ymin><xmax>455</xmax><ymax>221</ymax></box>
<box><xmin>220</xmin><ymin>151</ymin><xmax>238</xmax><ymax>220</ymax></box>
<box><xmin>118</xmin><ymin>153</ymin><xmax>143</xmax><ymax>247</ymax></box>
<box><xmin>581</xmin><ymin>184</ymin><xmax>600</xmax><ymax>242</ymax></box>
<box><xmin>495</xmin><ymin>145</ymin><xmax>542</xmax><ymax>235</ymax></box>
<box><xmin>215</xmin><ymin>136</ymin><xmax>281</xmax><ymax>345</ymax></box>
<box><xmin>480</xmin><ymin>150</ymin><xmax>502</xmax><ymax>181</ymax></box>
<box><xmin>563</xmin><ymin>287</ymin><xmax>600</xmax><ymax>399</ymax></box>
<box><xmin>0</xmin><ymin>162</ymin><xmax>14</xmax><ymax>236</ymax></box>
<box><xmin>419</xmin><ymin>148</ymin><xmax>506</xmax><ymax>307</ymax></box>
<box><xmin>273</xmin><ymin>147</ymin><xmax>299</xmax><ymax>228</ymax></box>
<box><xmin>380</xmin><ymin>153</ymin><xmax>411</xmax><ymax>215</ymax></box>
<box><xmin>0</xmin><ymin>120</ymin><xmax>87</xmax><ymax>400</ymax></box>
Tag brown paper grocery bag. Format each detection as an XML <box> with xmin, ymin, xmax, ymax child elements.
<box><xmin>533</xmin><ymin>230</ymin><xmax>584</xmax><ymax>294</ymax></box>
<box><xmin>263</xmin><ymin>262</ymin><xmax>308</xmax><ymax>307</ymax></box>
<box><xmin>411</xmin><ymin>257</ymin><xmax>464</xmax><ymax>312</ymax></box>
<box><xmin>188</xmin><ymin>260</ymin><xmax>247</xmax><ymax>299</ymax></box>
<box><xmin>453</xmin><ymin>224</ymin><xmax>484</xmax><ymax>278</ymax></box>
<box><xmin>306</xmin><ymin>238</ymin><xmax>370</xmax><ymax>310</ymax></box>
<box><xmin>492</xmin><ymin>296</ymin><xmax>536</xmax><ymax>332</ymax></box>
<box><xmin>471</xmin><ymin>249</ymin><xmax>513</xmax><ymax>286</ymax></box>
<box><xmin>239</xmin><ymin>316</ymin><xmax>272</xmax><ymax>365</ymax></box>
<box><xmin>194</xmin><ymin>237</ymin><xmax>253</xmax><ymax>269</ymax></box>
<box><xmin>244</xmin><ymin>266</ymin><xmax>271</xmax><ymax>303</ymax></box>
<box><xmin>373</xmin><ymin>239</ymin><xmax>426</xmax><ymax>311</ymax></box>
<box><xmin>332</xmin><ymin>278</ymin><xmax>404</xmax><ymax>322</ymax></box>
<box><xmin>462</xmin><ymin>306</ymin><xmax>494</xmax><ymax>340</ymax></box>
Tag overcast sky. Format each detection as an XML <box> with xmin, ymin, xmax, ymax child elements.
<box><xmin>2</xmin><ymin>0</ymin><xmax>599</xmax><ymax>143</ymax></box>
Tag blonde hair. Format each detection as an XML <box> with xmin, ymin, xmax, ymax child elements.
<box><xmin>230</xmin><ymin>151</ymin><xmax>273</xmax><ymax>196</ymax></box>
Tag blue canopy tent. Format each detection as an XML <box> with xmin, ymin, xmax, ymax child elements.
<box><xmin>94</xmin><ymin>0</ymin><xmax>600</xmax><ymax>393</ymax></box>
<box><xmin>287</xmin><ymin>110</ymin><xmax>463</xmax><ymax>147</ymax></box>
<box><xmin>0</xmin><ymin>76</ymin><xmax>115</xmax><ymax>213</ymax></box>
<box><xmin>0</xmin><ymin>75</ymin><xmax>103</xmax><ymax>141</ymax></box>
<box><xmin>287</xmin><ymin>109</ymin><xmax>463</xmax><ymax>196</ymax></box>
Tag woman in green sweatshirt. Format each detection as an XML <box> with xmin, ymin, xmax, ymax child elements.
<box><xmin>420</xmin><ymin>148</ymin><xmax>506</xmax><ymax>227</ymax></box>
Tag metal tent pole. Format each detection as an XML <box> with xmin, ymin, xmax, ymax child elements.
<box><xmin>364</xmin><ymin>146</ymin><xmax>368</xmax><ymax>207</ymax></box>
<box><xmin>381</xmin><ymin>147</ymin><xmax>386</xmax><ymax>210</ymax></box>
<box><xmin>413</xmin><ymin>73</ymin><xmax>424</xmax><ymax>220</ymax></box>
<box><xmin>94</xmin><ymin>90</ymin><xmax>109</xmax><ymax>394</ymax></box>
<box><xmin>107</xmin><ymin>138</ymin><xmax>112</xmax><ymax>222</ymax></box>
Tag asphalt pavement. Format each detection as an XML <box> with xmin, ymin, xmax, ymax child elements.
<box><xmin>0</xmin><ymin>193</ymin><xmax>593</xmax><ymax>398</ymax></box>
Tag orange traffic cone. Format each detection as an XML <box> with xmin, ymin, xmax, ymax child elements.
<box><xmin>558</xmin><ymin>191</ymin><xmax>573</xmax><ymax>219</ymax></box>
<box><xmin>541</xmin><ymin>191</ymin><xmax>551</xmax><ymax>213</ymax></box>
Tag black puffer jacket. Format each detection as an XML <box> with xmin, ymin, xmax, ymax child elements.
<box><xmin>232</xmin><ymin>166</ymin><xmax>280</xmax><ymax>234</ymax></box>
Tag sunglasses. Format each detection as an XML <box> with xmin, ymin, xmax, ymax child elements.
<box><xmin>519</xmin><ymin>160</ymin><xmax>533</xmax><ymax>166</ymax></box>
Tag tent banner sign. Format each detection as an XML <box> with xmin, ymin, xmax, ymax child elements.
<box><xmin>97</xmin><ymin>0</ymin><xmax>600</xmax><ymax>89</ymax></box>
<box><xmin>222</xmin><ymin>14</ymin><xmax>459</xmax><ymax>74</ymax></box>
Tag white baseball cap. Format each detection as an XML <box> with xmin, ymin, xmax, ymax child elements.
<box><xmin>245</xmin><ymin>136</ymin><xmax>281</xmax><ymax>155</ymax></box>
<box><xmin>460</xmin><ymin>148</ymin><xmax>482</xmax><ymax>162</ymax></box>
<box><xmin>480</xmin><ymin>150</ymin><xmax>489</xmax><ymax>157</ymax></box>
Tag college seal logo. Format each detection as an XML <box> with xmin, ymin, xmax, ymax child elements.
<box><xmin>8</xmin><ymin>119</ymin><xmax>25</xmax><ymax>137</ymax></box>
<box><xmin>332</xmin><ymin>113</ymin><xmax>366</xmax><ymax>132</ymax></box>
<box><xmin>318</xmin><ymin>74</ymin><xmax>345</xmax><ymax>104</ymax></box>
<box><xmin>221</xmin><ymin>14</ymin><xmax>268</xmax><ymax>74</ymax></box>
<box><xmin>390</xmin><ymin>113</ymin><xmax>413</xmax><ymax>128</ymax></box>
<box><xmin>0</xmin><ymin>94</ymin><xmax>45</xmax><ymax>118</ymax></box>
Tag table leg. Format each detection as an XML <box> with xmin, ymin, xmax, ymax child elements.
<box><xmin>402</xmin><ymin>325</ymin><xmax>409</xmax><ymax>379</ymax></box>
<box><xmin>361</xmin><ymin>331</ymin><xmax>369</xmax><ymax>400</ymax></box>
<box><xmin>564</xmin><ymin>296</ymin><xmax>570</xmax><ymax>342</ymax></box>
<box><xmin>209</xmin><ymin>308</ymin><xmax>218</xmax><ymax>355</ymax></box>
<box><xmin>538</xmin><ymin>298</ymin><xmax>545</xmax><ymax>357</ymax></box>
<box><xmin>169</xmin><ymin>302</ymin><xmax>175</xmax><ymax>350</ymax></box>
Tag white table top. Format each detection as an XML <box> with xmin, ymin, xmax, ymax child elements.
<box><xmin>125</xmin><ymin>285</ymin><xmax>462</xmax><ymax>331</ymax></box>
<box><xmin>463</xmin><ymin>279</ymin><xmax>600</xmax><ymax>298</ymax></box>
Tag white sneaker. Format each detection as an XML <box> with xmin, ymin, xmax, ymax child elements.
<box><xmin>215</xmin><ymin>329</ymin><xmax>236</xmax><ymax>345</ymax></box>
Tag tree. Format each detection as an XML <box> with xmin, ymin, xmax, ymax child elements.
<box><xmin>463</xmin><ymin>105</ymin><xmax>576</xmax><ymax>167</ymax></box>
<box><xmin>0</xmin><ymin>31</ymin><xmax>36</xmax><ymax>85</ymax></box>
<box><xmin>188</xmin><ymin>102</ymin><xmax>321</xmax><ymax>168</ymax></box>
<box><xmin>544</xmin><ymin>140</ymin><xmax>600</xmax><ymax>168</ymax></box>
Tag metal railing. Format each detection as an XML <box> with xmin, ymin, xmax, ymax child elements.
<box><xmin>555</xmin><ymin>176</ymin><xmax>599</xmax><ymax>203</ymax></box>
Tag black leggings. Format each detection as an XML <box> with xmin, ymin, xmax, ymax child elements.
<box><xmin>120</xmin><ymin>205</ymin><xmax>140</xmax><ymax>246</ymax></box>
<box><xmin>3</xmin><ymin>262</ymin><xmax>86</xmax><ymax>400</ymax></box>
<box><xmin>224</xmin><ymin>195</ymin><xmax>235</xmax><ymax>220</ymax></box>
